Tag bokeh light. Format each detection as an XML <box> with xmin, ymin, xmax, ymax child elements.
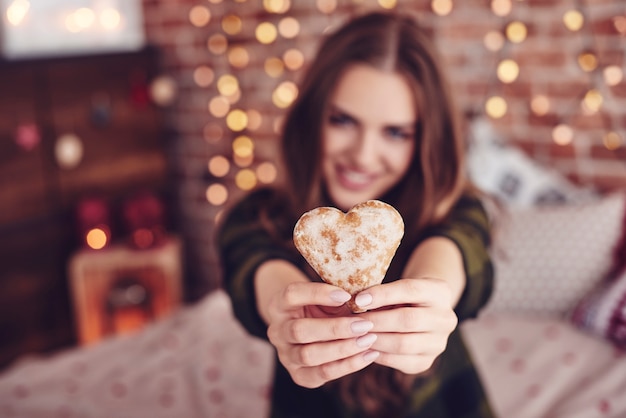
<box><xmin>86</xmin><ymin>227</ymin><xmax>109</xmax><ymax>250</ymax></box>
<box><xmin>233</xmin><ymin>135</ymin><xmax>254</xmax><ymax>158</ymax></box>
<box><xmin>222</xmin><ymin>15</ymin><xmax>242</xmax><ymax>35</ymax></box>
<box><xmin>55</xmin><ymin>133</ymin><xmax>84</xmax><ymax>169</ymax></box>
<box><xmin>228</xmin><ymin>46</ymin><xmax>250</xmax><ymax>68</ymax></box>
<box><xmin>226</xmin><ymin>109</ymin><xmax>248</xmax><ymax>131</ymax></box>
<box><xmin>552</xmin><ymin>124</ymin><xmax>574</xmax><ymax>145</ymax></box>
<box><xmin>263</xmin><ymin>0</ymin><xmax>291</xmax><ymax>13</ymax></box>
<box><xmin>208</xmin><ymin>155</ymin><xmax>230</xmax><ymax>177</ymax></box>
<box><xmin>603</xmin><ymin>65</ymin><xmax>623</xmax><ymax>86</ymax></box>
<box><xmin>506</xmin><ymin>21</ymin><xmax>527</xmax><ymax>43</ymax></box>
<box><xmin>530</xmin><ymin>95</ymin><xmax>550</xmax><ymax>116</ymax></box>
<box><xmin>491</xmin><ymin>0</ymin><xmax>512</xmax><ymax>17</ymax></box>
<box><xmin>235</xmin><ymin>169</ymin><xmax>257</xmax><ymax>190</ymax></box>
<box><xmin>604</xmin><ymin>131</ymin><xmax>623</xmax><ymax>150</ymax></box>
<box><xmin>272</xmin><ymin>81</ymin><xmax>298</xmax><ymax>108</ymax></box>
<box><xmin>256</xmin><ymin>22</ymin><xmax>278</xmax><ymax>44</ymax></box>
<box><xmin>278</xmin><ymin>17</ymin><xmax>300</xmax><ymax>38</ymax></box>
<box><xmin>577</xmin><ymin>52</ymin><xmax>598</xmax><ymax>72</ymax></box>
<box><xmin>265</xmin><ymin>57</ymin><xmax>285</xmax><ymax>78</ymax></box>
<box><xmin>208</xmin><ymin>34</ymin><xmax>228</xmax><ymax>54</ymax></box>
<box><xmin>204</xmin><ymin>123</ymin><xmax>224</xmax><ymax>143</ymax></box>
<box><xmin>485</xmin><ymin>96</ymin><xmax>507</xmax><ymax>119</ymax></box>
<box><xmin>432</xmin><ymin>0</ymin><xmax>453</xmax><ymax>16</ymax></box>
<box><xmin>378</xmin><ymin>0</ymin><xmax>397</xmax><ymax>9</ymax></box>
<box><xmin>316</xmin><ymin>0</ymin><xmax>337</xmax><ymax>14</ymax></box>
<box><xmin>497</xmin><ymin>59</ymin><xmax>520</xmax><ymax>83</ymax></box>
<box><xmin>283</xmin><ymin>49</ymin><xmax>304</xmax><ymax>71</ymax></box>
<box><xmin>194</xmin><ymin>66</ymin><xmax>215</xmax><ymax>87</ymax></box>
<box><xmin>209</xmin><ymin>96</ymin><xmax>231</xmax><ymax>117</ymax></box>
<box><xmin>257</xmin><ymin>162</ymin><xmax>278</xmax><ymax>184</ymax></box>
<box><xmin>563</xmin><ymin>9</ymin><xmax>584</xmax><ymax>31</ymax></box>
<box><xmin>206</xmin><ymin>184</ymin><xmax>228</xmax><ymax>206</ymax></box>
<box><xmin>189</xmin><ymin>5</ymin><xmax>211</xmax><ymax>27</ymax></box>
<box><xmin>484</xmin><ymin>30</ymin><xmax>505</xmax><ymax>51</ymax></box>
<box><xmin>246</xmin><ymin>109</ymin><xmax>263</xmax><ymax>131</ymax></box>
<box><xmin>581</xmin><ymin>89</ymin><xmax>602</xmax><ymax>114</ymax></box>
<box><xmin>217</xmin><ymin>74</ymin><xmax>239</xmax><ymax>96</ymax></box>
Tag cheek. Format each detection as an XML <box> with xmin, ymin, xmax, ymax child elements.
<box><xmin>388</xmin><ymin>144</ymin><xmax>415</xmax><ymax>175</ymax></box>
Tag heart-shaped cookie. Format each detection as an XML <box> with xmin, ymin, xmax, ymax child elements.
<box><xmin>293</xmin><ymin>200</ymin><xmax>404</xmax><ymax>313</ymax></box>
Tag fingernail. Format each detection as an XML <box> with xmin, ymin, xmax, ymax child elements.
<box><xmin>350</xmin><ymin>320</ymin><xmax>373</xmax><ymax>334</ymax></box>
<box><xmin>356</xmin><ymin>333</ymin><xmax>377</xmax><ymax>348</ymax></box>
<box><xmin>362</xmin><ymin>350</ymin><xmax>380</xmax><ymax>362</ymax></box>
<box><xmin>330</xmin><ymin>290</ymin><xmax>351</xmax><ymax>303</ymax></box>
<box><xmin>355</xmin><ymin>293</ymin><xmax>373</xmax><ymax>307</ymax></box>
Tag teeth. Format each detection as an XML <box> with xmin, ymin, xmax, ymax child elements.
<box><xmin>343</xmin><ymin>170</ymin><xmax>370</xmax><ymax>185</ymax></box>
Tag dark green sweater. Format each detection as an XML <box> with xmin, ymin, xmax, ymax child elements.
<box><xmin>217</xmin><ymin>188</ymin><xmax>495</xmax><ymax>418</ymax></box>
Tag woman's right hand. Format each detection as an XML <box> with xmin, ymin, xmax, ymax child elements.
<box><xmin>264</xmin><ymin>281</ymin><xmax>380</xmax><ymax>388</ymax></box>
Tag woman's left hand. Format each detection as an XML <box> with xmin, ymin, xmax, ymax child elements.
<box><xmin>352</xmin><ymin>277</ymin><xmax>459</xmax><ymax>375</ymax></box>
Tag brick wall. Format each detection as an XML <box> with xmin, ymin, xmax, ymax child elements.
<box><xmin>141</xmin><ymin>0</ymin><xmax>626</xmax><ymax>293</ymax></box>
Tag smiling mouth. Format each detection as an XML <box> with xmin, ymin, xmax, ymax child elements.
<box><xmin>337</xmin><ymin>166</ymin><xmax>374</xmax><ymax>190</ymax></box>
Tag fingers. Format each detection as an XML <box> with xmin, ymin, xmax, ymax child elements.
<box><xmin>287</xmin><ymin>333</ymin><xmax>378</xmax><ymax>367</ymax></box>
<box><xmin>352</xmin><ymin>277</ymin><xmax>454</xmax><ymax>312</ymax></box>
<box><xmin>374</xmin><ymin>351</ymin><xmax>438</xmax><ymax>375</ymax></box>
<box><xmin>358</xmin><ymin>306</ymin><xmax>458</xmax><ymax>334</ymax></box>
<box><xmin>271</xmin><ymin>317</ymin><xmax>374</xmax><ymax>344</ymax></box>
<box><xmin>289</xmin><ymin>350</ymin><xmax>380</xmax><ymax>389</ymax></box>
<box><xmin>277</xmin><ymin>281</ymin><xmax>352</xmax><ymax>311</ymax></box>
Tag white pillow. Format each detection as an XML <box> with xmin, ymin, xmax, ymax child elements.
<box><xmin>483</xmin><ymin>192</ymin><xmax>626</xmax><ymax>318</ymax></box>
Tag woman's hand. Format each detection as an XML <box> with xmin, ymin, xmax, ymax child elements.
<box><xmin>353</xmin><ymin>277</ymin><xmax>459</xmax><ymax>375</ymax></box>
<box><xmin>264</xmin><ymin>281</ymin><xmax>381</xmax><ymax>388</ymax></box>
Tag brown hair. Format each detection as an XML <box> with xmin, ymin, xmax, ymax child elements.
<box><xmin>277</xmin><ymin>10</ymin><xmax>467</xmax><ymax>416</ymax></box>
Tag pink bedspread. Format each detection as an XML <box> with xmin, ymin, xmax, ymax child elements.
<box><xmin>1</xmin><ymin>290</ymin><xmax>625</xmax><ymax>417</ymax></box>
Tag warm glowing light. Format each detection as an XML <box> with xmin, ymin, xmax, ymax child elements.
<box><xmin>204</xmin><ymin>123</ymin><xmax>223</xmax><ymax>143</ymax></box>
<box><xmin>497</xmin><ymin>59</ymin><xmax>519</xmax><ymax>83</ymax></box>
<box><xmin>6</xmin><ymin>0</ymin><xmax>30</xmax><ymax>26</ymax></box>
<box><xmin>228</xmin><ymin>46</ymin><xmax>250</xmax><ymax>68</ymax></box>
<box><xmin>485</xmin><ymin>96</ymin><xmax>507</xmax><ymax>119</ymax></box>
<box><xmin>256</xmin><ymin>22</ymin><xmax>278</xmax><ymax>44</ymax></box>
<box><xmin>283</xmin><ymin>49</ymin><xmax>304</xmax><ymax>71</ymax></box>
<box><xmin>208</xmin><ymin>156</ymin><xmax>230</xmax><ymax>177</ymax></box>
<box><xmin>235</xmin><ymin>169</ymin><xmax>257</xmax><ymax>190</ymax></box>
<box><xmin>265</xmin><ymin>57</ymin><xmax>285</xmax><ymax>78</ymax></box>
<box><xmin>278</xmin><ymin>17</ymin><xmax>300</xmax><ymax>38</ymax></box>
<box><xmin>378</xmin><ymin>0</ymin><xmax>397</xmax><ymax>9</ymax></box>
<box><xmin>194</xmin><ymin>66</ymin><xmax>215</xmax><ymax>87</ymax></box>
<box><xmin>222</xmin><ymin>15</ymin><xmax>242</xmax><ymax>35</ymax></box>
<box><xmin>206</xmin><ymin>184</ymin><xmax>228</xmax><ymax>206</ymax></box>
<box><xmin>506</xmin><ymin>21</ymin><xmax>527</xmax><ymax>43</ymax></box>
<box><xmin>530</xmin><ymin>95</ymin><xmax>550</xmax><ymax>116</ymax></box>
<box><xmin>582</xmin><ymin>89</ymin><xmax>602</xmax><ymax>114</ymax></box>
<box><xmin>577</xmin><ymin>52</ymin><xmax>597</xmax><ymax>72</ymax></box>
<box><xmin>316</xmin><ymin>0</ymin><xmax>337</xmax><ymax>14</ymax></box>
<box><xmin>55</xmin><ymin>133</ymin><xmax>84</xmax><ymax>169</ymax></box>
<box><xmin>272</xmin><ymin>81</ymin><xmax>298</xmax><ymax>109</ymax></box>
<box><xmin>226</xmin><ymin>109</ymin><xmax>248</xmax><ymax>131</ymax></box>
<box><xmin>234</xmin><ymin>153</ymin><xmax>254</xmax><ymax>167</ymax></box>
<box><xmin>431</xmin><ymin>0</ymin><xmax>452</xmax><ymax>16</ymax></box>
<box><xmin>603</xmin><ymin>65</ymin><xmax>623</xmax><ymax>86</ymax></box>
<box><xmin>563</xmin><ymin>9</ymin><xmax>584</xmax><ymax>31</ymax></box>
<box><xmin>257</xmin><ymin>162</ymin><xmax>278</xmax><ymax>184</ymax></box>
<box><xmin>86</xmin><ymin>227</ymin><xmax>108</xmax><ymax>250</ymax></box>
<box><xmin>150</xmin><ymin>76</ymin><xmax>178</xmax><ymax>106</ymax></box>
<box><xmin>189</xmin><ymin>5</ymin><xmax>211</xmax><ymax>27</ymax></box>
<box><xmin>208</xmin><ymin>34</ymin><xmax>228</xmax><ymax>54</ymax></box>
<box><xmin>233</xmin><ymin>135</ymin><xmax>254</xmax><ymax>158</ymax></box>
<box><xmin>484</xmin><ymin>30</ymin><xmax>505</xmax><ymax>51</ymax></box>
<box><xmin>604</xmin><ymin>131</ymin><xmax>623</xmax><ymax>151</ymax></box>
<box><xmin>209</xmin><ymin>96</ymin><xmax>230</xmax><ymax>117</ymax></box>
<box><xmin>491</xmin><ymin>0</ymin><xmax>512</xmax><ymax>17</ymax></box>
<box><xmin>66</xmin><ymin>8</ymin><xmax>95</xmax><ymax>32</ymax></box>
<box><xmin>99</xmin><ymin>8</ymin><xmax>121</xmax><ymax>30</ymax></box>
<box><xmin>263</xmin><ymin>0</ymin><xmax>291</xmax><ymax>13</ymax></box>
<box><xmin>224</xmin><ymin>88</ymin><xmax>241</xmax><ymax>105</ymax></box>
<box><xmin>246</xmin><ymin>109</ymin><xmax>263</xmax><ymax>131</ymax></box>
<box><xmin>217</xmin><ymin>74</ymin><xmax>239</xmax><ymax>96</ymax></box>
<box><xmin>552</xmin><ymin>124</ymin><xmax>574</xmax><ymax>146</ymax></box>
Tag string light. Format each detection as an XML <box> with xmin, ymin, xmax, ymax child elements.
<box><xmin>255</xmin><ymin>22</ymin><xmax>278</xmax><ymax>44</ymax></box>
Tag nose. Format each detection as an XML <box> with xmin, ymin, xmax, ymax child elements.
<box><xmin>350</xmin><ymin>129</ymin><xmax>378</xmax><ymax>167</ymax></box>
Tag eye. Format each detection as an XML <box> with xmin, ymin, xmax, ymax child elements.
<box><xmin>328</xmin><ymin>112</ymin><xmax>355</xmax><ymax>127</ymax></box>
<box><xmin>385</xmin><ymin>126</ymin><xmax>414</xmax><ymax>141</ymax></box>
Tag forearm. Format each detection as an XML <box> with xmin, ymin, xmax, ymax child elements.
<box><xmin>254</xmin><ymin>259</ymin><xmax>310</xmax><ymax>324</ymax></box>
<box><xmin>402</xmin><ymin>236</ymin><xmax>466</xmax><ymax>308</ymax></box>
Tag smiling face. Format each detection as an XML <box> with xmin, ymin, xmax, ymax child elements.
<box><xmin>321</xmin><ymin>64</ymin><xmax>417</xmax><ymax>211</ymax></box>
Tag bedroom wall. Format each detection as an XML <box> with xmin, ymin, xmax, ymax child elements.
<box><xmin>140</xmin><ymin>0</ymin><xmax>626</xmax><ymax>294</ymax></box>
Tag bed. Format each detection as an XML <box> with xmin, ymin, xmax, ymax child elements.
<box><xmin>2</xmin><ymin>120</ymin><xmax>626</xmax><ymax>417</ymax></box>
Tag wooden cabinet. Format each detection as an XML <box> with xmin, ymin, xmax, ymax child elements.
<box><xmin>0</xmin><ymin>47</ymin><xmax>174</xmax><ymax>369</ymax></box>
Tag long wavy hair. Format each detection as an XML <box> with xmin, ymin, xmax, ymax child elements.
<box><xmin>275</xmin><ymin>10</ymin><xmax>467</xmax><ymax>417</ymax></box>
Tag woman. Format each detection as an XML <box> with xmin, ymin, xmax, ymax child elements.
<box><xmin>217</xmin><ymin>11</ymin><xmax>494</xmax><ymax>418</ymax></box>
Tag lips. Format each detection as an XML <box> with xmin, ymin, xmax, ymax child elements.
<box><xmin>336</xmin><ymin>165</ymin><xmax>375</xmax><ymax>190</ymax></box>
